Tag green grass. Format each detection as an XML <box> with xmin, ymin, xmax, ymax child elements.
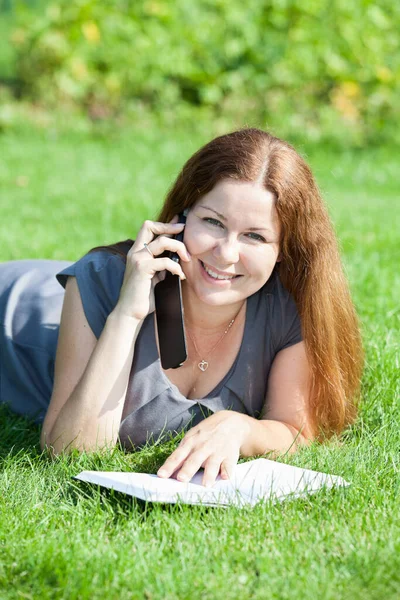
<box><xmin>0</xmin><ymin>126</ymin><xmax>399</xmax><ymax>599</ymax></box>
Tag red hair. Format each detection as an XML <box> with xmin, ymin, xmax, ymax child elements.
<box><xmin>93</xmin><ymin>128</ymin><xmax>365</xmax><ymax>438</ymax></box>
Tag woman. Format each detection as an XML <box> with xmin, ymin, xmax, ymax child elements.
<box><xmin>0</xmin><ymin>128</ymin><xmax>364</xmax><ymax>487</ymax></box>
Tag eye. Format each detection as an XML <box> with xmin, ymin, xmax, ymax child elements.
<box><xmin>245</xmin><ymin>232</ymin><xmax>267</xmax><ymax>243</ymax></box>
<box><xmin>203</xmin><ymin>217</ymin><xmax>224</xmax><ymax>228</ymax></box>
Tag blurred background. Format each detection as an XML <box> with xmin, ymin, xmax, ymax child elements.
<box><xmin>0</xmin><ymin>0</ymin><xmax>399</xmax><ymax>277</ymax></box>
<box><xmin>1</xmin><ymin>0</ymin><xmax>399</xmax><ymax>146</ymax></box>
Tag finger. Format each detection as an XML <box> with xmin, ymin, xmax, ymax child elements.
<box><xmin>124</xmin><ymin>252</ymin><xmax>186</xmax><ymax>281</ymax></box>
<box><xmin>220</xmin><ymin>458</ymin><xmax>237</xmax><ymax>481</ymax></box>
<box><xmin>160</xmin><ymin>215</ymin><xmax>185</xmax><ymax>240</ymax></box>
<box><xmin>135</xmin><ymin>220</ymin><xmax>185</xmax><ymax>247</ymax></box>
<box><xmin>152</xmin><ymin>257</ymin><xmax>187</xmax><ymax>280</ymax></box>
<box><xmin>147</xmin><ymin>237</ymin><xmax>191</xmax><ymax>262</ymax></box>
<box><xmin>175</xmin><ymin>449</ymin><xmax>210</xmax><ymax>483</ymax></box>
<box><xmin>202</xmin><ymin>458</ymin><xmax>223</xmax><ymax>488</ymax></box>
<box><xmin>152</xmin><ymin>272</ymin><xmax>164</xmax><ymax>286</ymax></box>
<box><xmin>157</xmin><ymin>443</ymin><xmax>192</xmax><ymax>478</ymax></box>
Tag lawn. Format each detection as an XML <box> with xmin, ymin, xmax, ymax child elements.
<box><xmin>0</xmin><ymin>125</ymin><xmax>399</xmax><ymax>600</ymax></box>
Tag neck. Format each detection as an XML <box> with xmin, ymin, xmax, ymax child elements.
<box><xmin>181</xmin><ymin>282</ymin><xmax>245</xmax><ymax>333</ymax></box>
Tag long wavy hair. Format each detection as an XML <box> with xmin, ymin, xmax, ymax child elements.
<box><xmin>93</xmin><ymin>128</ymin><xmax>365</xmax><ymax>438</ymax></box>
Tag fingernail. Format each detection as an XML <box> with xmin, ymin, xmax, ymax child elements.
<box><xmin>178</xmin><ymin>474</ymin><xmax>188</xmax><ymax>482</ymax></box>
<box><xmin>158</xmin><ymin>469</ymin><xmax>167</xmax><ymax>477</ymax></box>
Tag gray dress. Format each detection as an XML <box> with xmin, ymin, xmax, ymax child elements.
<box><xmin>0</xmin><ymin>251</ymin><xmax>303</xmax><ymax>448</ymax></box>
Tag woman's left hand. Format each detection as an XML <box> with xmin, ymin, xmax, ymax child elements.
<box><xmin>156</xmin><ymin>410</ymin><xmax>252</xmax><ymax>487</ymax></box>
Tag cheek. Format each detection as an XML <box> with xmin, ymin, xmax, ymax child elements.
<box><xmin>242</xmin><ymin>248</ymin><xmax>277</xmax><ymax>279</ymax></box>
<box><xmin>184</xmin><ymin>226</ymin><xmax>215</xmax><ymax>256</ymax></box>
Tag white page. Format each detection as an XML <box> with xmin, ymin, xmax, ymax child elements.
<box><xmin>75</xmin><ymin>458</ymin><xmax>350</xmax><ymax>508</ymax></box>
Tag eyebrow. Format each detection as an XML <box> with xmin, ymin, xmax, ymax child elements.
<box><xmin>198</xmin><ymin>205</ymin><xmax>277</xmax><ymax>235</ymax></box>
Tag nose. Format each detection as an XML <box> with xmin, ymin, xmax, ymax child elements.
<box><xmin>213</xmin><ymin>235</ymin><xmax>240</xmax><ymax>265</ymax></box>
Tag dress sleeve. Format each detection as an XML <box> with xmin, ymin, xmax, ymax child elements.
<box><xmin>271</xmin><ymin>273</ymin><xmax>303</xmax><ymax>353</ymax></box>
<box><xmin>56</xmin><ymin>250</ymin><xmax>126</xmax><ymax>339</ymax></box>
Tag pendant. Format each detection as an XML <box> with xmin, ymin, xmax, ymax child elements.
<box><xmin>198</xmin><ymin>360</ymin><xmax>209</xmax><ymax>372</ymax></box>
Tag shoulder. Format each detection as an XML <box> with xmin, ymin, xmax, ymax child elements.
<box><xmin>255</xmin><ymin>267</ymin><xmax>298</xmax><ymax>317</ymax></box>
<box><xmin>56</xmin><ymin>250</ymin><xmax>126</xmax><ymax>339</ymax></box>
<box><xmin>256</xmin><ymin>267</ymin><xmax>303</xmax><ymax>353</ymax></box>
<box><xmin>56</xmin><ymin>249</ymin><xmax>126</xmax><ymax>289</ymax></box>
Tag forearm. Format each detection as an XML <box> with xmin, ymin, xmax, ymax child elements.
<box><xmin>47</xmin><ymin>310</ymin><xmax>143</xmax><ymax>453</ymax></box>
<box><xmin>239</xmin><ymin>415</ymin><xmax>309</xmax><ymax>458</ymax></box>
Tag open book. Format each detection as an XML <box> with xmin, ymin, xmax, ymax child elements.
<box><xmin>75</xmin><ymin>458</ymin><xmax>349</xmax><ymax>508</ymax></box>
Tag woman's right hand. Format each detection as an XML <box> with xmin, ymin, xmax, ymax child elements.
<box><xmin>113</xmin><ymin>219</ymin><xmax>191</xmax><ymax>321</ymax></box>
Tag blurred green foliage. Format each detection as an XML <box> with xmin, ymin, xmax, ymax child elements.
<box><xmin>6</xmin><ymin>0</ymin><xmax>400</xmax><ymax>144</ymax></box>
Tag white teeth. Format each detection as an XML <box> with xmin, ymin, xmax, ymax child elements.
<box><xmin>202</xmin><ymin>262</ymin><xmax>236</xmax><ymax>280</ymax></box>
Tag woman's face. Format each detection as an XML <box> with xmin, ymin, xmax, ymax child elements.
<box><xmin>181</xmin><ymin>178</ymin><xmax>281</xmax><ymax>308</ymax></box>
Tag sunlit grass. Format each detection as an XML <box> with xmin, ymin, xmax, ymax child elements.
<box><xmin>0</xmin><ymin>126</ymin><xmax>399</xmax><ymax>599</ymax></box>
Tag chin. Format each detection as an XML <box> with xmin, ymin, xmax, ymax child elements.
<box><xmin>191</xmin><ymin>284</ymin><xmax>248</xmax><ymax>307</ymax></box>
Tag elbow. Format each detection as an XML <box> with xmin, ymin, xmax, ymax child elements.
<box><xmin>40</xmin><ymin>410</ymin><xmax>60</xmax><ymax>454</ymax></box>
<box><xmin>40</xmin><ymin>425</ymin><xmax>51</xmax><ymax>453</ymax></box>
<box><xmin>40</xmin><ymin>427</ymin><xmax>62</xmax><ymax>457</ymax></box>
<box><xmin>40</xmin><ymin>427</ymin><xmax>118</xmax><ymax>456</ymax></box>
<box><xmin>262</xmin><ymin>419</ymin><xmax>314</xmax><ymax>455</ymax></box>
<box><xmin>282</xmin><ymin>421</ymin><xmax>314</xmax><ymax>451</ymax></box>
<box><xmin>40</xmin><ymin>408</ymin><xmax>88</xmax><ymax>455</ymax></box>
<box><xmin>40</xmin><ymin>422</ymin><xmax>67</xmax><ymax>456</ymax></box>
<box><xmin>40</xmin><ymin>425</ymin><xmax>78</xmax><ymax>456</ymax></box>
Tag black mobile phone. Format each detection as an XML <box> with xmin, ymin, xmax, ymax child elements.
<box><xmin>154</xmin><ymin>211</ymin><xmax>188</xmax><ymax>369</ymax></box>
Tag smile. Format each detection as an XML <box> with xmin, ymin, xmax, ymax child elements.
<box><xmin>200</xmin><ymin>261</ymin><xmax>240</xmax><ymax>281</ymax></box>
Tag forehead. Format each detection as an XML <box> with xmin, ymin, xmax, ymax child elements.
<box><xmin>197</xmin><ymin>179</ymin><xmax>279</xmax><ymax>231</ymax></box>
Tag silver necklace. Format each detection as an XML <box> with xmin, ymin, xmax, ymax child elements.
<box><xmin>185</xmin><ymin>305</ymin><xmax>243</xmax><ymax>372</ymax></box>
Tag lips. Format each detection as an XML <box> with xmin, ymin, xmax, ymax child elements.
<box><xmin>200</xmin><ymin>260</ymin><xmax>241</xmax><ymax>281</ymax></box>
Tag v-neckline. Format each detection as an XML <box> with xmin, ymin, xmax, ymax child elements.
<box><xmin>154</xmin><ymin>296</ymin><xmax>252</xmax><ymax>402</ymax></box>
